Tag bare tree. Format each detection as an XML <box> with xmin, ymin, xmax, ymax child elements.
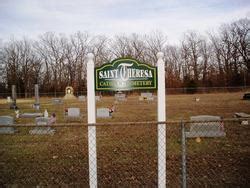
<box><xmin>144</xmin><ymin>31</ymin><xmax>167</xmax><ymax>66</ymax></box>
<box><xmin>182</xmin><ymin>31</ymin><xmax>202</xmax><ymax>83</ymax></box>
<box><xmin>199</xmin><ymin>37</ymin><xmax>213</xmax><ymax>86</ymax></box>
<box><xmin>231</xmin><ymin>18</ymin><xmax>250</xmax><ymax>85</ymax></box>
<box><xmin>164</xmin><ymin>45</ymin><xmax>182</xmax><ymax>87</ymax></box>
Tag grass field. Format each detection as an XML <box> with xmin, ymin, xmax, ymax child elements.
<box><xmin>0</xmin><ymin>92</ymin><xmax>249</xmax><ymax>186</ymax></box>
<box><xmin>0</xmin><ymin>92</ymin><xmax>250</xmax><ymax>123</ymax></box>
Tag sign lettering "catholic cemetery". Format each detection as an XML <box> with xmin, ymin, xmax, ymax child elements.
<box><xmin>95</xmin><ymin>58</ymin><xmax>157</xmax><ymax>91</ymax></box>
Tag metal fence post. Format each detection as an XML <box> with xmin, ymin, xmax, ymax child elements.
<box><xmin>87</xmin><ymin>53</ymin><xmax>97</xmax><ymax>188</ymax></box>
<box><xmin>181</xmin><ymin>121</ymin><xmax>187</xmax><ymax>188</ymax></box>
<box><xmin>157</xmin><ymin>52</ymin><xmax>166</xmax><ymax>188</ymax></box>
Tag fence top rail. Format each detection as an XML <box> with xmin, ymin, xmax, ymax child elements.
<box><xmin>0</xmin><ymin>118</ymin><xmax>249</xmax><ymax>127</ymax></box>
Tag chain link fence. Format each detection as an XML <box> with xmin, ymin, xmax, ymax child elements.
<box><xmin>1</xmin><ymin>119</ymin><xmax>249</xmax><ymax>187</ymax></box>
<box><xmin>0</xmin><ymin>124</ymin><xmax>89</xmax><ymax>187</ymax></box>
<box><xmin>183</xmin><ymin>119</ymin><xmax>250</xmax><ymax>187</ymax></box>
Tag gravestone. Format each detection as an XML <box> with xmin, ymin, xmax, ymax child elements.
<box><xmin>243</xmin><ymin>93</ymin><xmax>250</xmax><ymax>100</ymax></box>
<box><xmin>29</xmin><ymin>117</ymin><xmax>55</xmax><ymax>135</ymax></box>
<box><xmin>115</xmin><ymin>92</ymin><xmax>126</xmax><ymax>101</ymax></box>
<box><xmin>234</xmin><ymin>112</ymin><xmax>250</xmax><ymax>118</ymax></box>
<box><xmin>0</xmin><ymin>116</ymin><xmax>17</xmax><ymax>134</ymax></box>
<box><xmin>64</xmin><ymin>86</ymin><xmax>77</xmax><ymax>100</ymax></box>
<box><xmin>97</xmin><ymin>108</ymin><xmax>111</xmax><ymax>118</ymax></box>
<box><xmin>68</xmin><ymin>108</ymin><xmax>80</xmax><ymax>117</ymax></box>
<box><xmin>36</xmin><ymin>117</ymin><xmax>49</xmax><ymax>125</ymax></box>
<box><xmin>52</xmin><ymin>98</ymin><xmax>63</xmax><ymax>105</ymax></box>
<box><xmin>33</xmin><ymin>84</ymin><xmax>40</xmax><ymax>110</ymax></box>
<box><xmin>20</xmin><ymin>112</ymin><xmax>43</xmax><ymax>118</ymax></box>
<box><xmin>78</xmin><ymin>95</ymin><xmax>86</xmax><ymax>102</ymax></box>
<box><xmin>186</xmin><ymin>115</ymin><xmax>226</xmax><ymax>138</ymax></box>
<box><xmin>139</xmin><ymin>92</ymin><xmax>154</xmax><ymax>101</ymax></box>
<box><xmin>10</xmin><ymin>85</ymin><xmax>18</xmax><ymax>109</ymax></box>
<box><xmin>95</xmin><ymin>96</ymin><xmax>101</xmax><ymax>101</ymax></box>
<box><xmin>65</xmin><ymin>108</ymin><xmax>82</xmax><ymax>121</ymax></box>
<box><xmin>7</xmin><ymin>96</ymin><xmax>11</xmax><ymax>103</ymax></box>
<box><xmin>234</xmin><ymin>112</ymin><xmax>250</xmax><ymax>125</ymax></box>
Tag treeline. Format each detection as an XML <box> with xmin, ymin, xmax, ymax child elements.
<box><xmin>0</xmin><ymin>18</ymin><xmax>249</xmax><ymax>96</ymax></box>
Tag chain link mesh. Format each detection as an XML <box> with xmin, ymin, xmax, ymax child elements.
<box><xmin>0</xmin><ymin>125</ymin><xmax>89</xmax><ymax>187</ymax></box>
<box><xmin>0</xmin><ymin>96</ymin><xmax>249</xmax><ymax>187</ymax></box>
<box><xmin>0</xmin><ymin>120</ymin><xmax>249</xmax><ymax>187</ymax></box>
<box><xmin>184</xmin><ymin>120</ymin><xmax>250</xmax><ymax>187</ymax></box>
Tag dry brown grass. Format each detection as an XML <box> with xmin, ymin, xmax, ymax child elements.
<box><xmin>0</xmin><ymin>92</ymin><xmax>249</xmax><ymax>186</ymax></box>
<box><xmin>1</xmin><ymin>92</ymin><xmax>249</xmax><ymax>123</ymax></box>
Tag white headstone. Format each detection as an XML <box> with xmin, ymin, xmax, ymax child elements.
<box><xmin>68</xmin><ymin>108</ymin><xmax>80</xmax><ymax>117</ymax></box>
<box><xmin>20</xmin><ymin>113</ymin><xmax>43</xmax><ymax>118</ymax></box>
<box><xmin>78</xmin><ymin>95</ymin><xmax>86</xmax><ymax>101</ymax></box>
<box><xmin>97</xmin><ymin>108</ymin><xmax>111</xmax><ymax>118</ymax></box>
<box><xmin>234</xmin><ymin>112</ymin><xmax>250</xmax><ymax>118</ymax></box>
<box><xmin>7</xmin><ymin>96</ymin><xmax>11</xmax><ymax>103</ymax></box>
<box><xmin>186</xmin><ymin>115</ymin><xmax>226</xmax><ymax>138</ymax></box>
<box><xmin>0</xmin><ymin>116</ymin><xmax>16</xmax><ymax>134</ymax></box>
<box><xmin>36</xmin><ymin>117</ymin><xmax>49</xmax><ymax>126</ymax></box>
<box><xmin>115</xmin><ymin>92</ymin><xmax>126</xmax><ymax>101</ymax></box>
<box><xmin>52</xmin><ymin>98</ymin><xmax>63</xmax><ymax>104</ymax></box>
<box><xmin>29</xmin><ymin>117</ymin><xmax>55</xmax><ymax>135</ymax></box>
<box><xmin>190</xmin><ymin>115</ymin><xmax>221</xmax><ymax>121</ymax></box>
<box><xmin>139</xmin><ymin>92</ymin><xmax>154</xmax><ymax>101</ymax></box>
<box><xmin>95</xmin><ymin>96</ymin><xmax>101</xmax><ymax>101</ymax></box>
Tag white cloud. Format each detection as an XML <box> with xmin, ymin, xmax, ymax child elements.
<box><xmin>0</xmin><ymin>0</ymin><xmax>249</xmax><ymax>44</ymax></box>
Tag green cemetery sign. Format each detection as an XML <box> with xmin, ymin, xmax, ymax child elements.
<box><xmin>95</xmin><ymin>58</ymin><xmax>157</xmax><ymax>91</ymax></box>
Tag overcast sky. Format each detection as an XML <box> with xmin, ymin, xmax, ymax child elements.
<box><xmin>0</xmin><ymin>0</ymin><xmax>249</xmax><ymax>44</ymax></box>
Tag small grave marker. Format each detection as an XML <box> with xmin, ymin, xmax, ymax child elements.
<box><xmin>97</xmin><ymin>108</ymin><xmax>111</xmax><ymax>118</ymax></box>
<box><xmin>78</xmin><ymin>95</ymin><xmax>86</xmax><ymax>101</ymax></box>
<box><xmin>7</xmin><ymin>96</ymin><xmax>11</xmax><ymax>103</ymax></box>
<box><xmin>68</xmin><ymin>108</ymin><xmax>80</xmax><ymax>117</ymax></box>
<box><xmin>139</xmin><ymin>92</ymin><xmax>154</xmax><ymax>101</ymax></box>
<box><xmin>234</xmin><ymin>112</ymin><xmax>250</xmax><ymax>125</ymax></box>
<box><xmin>186</xmin><ymin>115</ymin><xmax>226</xmax><ymax>138</ymax></box>
<box><xmin>20</xmin><ymin>113</ymin><xmax>43</xmax><ymax>118</ymax></box>
<box><xmin>234</xmin><ymin>112</ymin><xmax>250</xmax><ymax>118</ymax></box>
<box><xmin>65</xmin><ymin>108</ymin><xmax>82</xmax><ymax>121</ymax></box>
<box><xmin>52</xmin><ymin>98</ymin><xmax>63</xmax><ymax>105</ymax></box>
<box><xmin>95</xmin><ymin>96</ymin><xmax>101</xmax><ymax>101</ymax></box>
<box><xmin>29</xmin><ymin>117</ymin><xmax>55</xmax><ymax>135</ymax></box>
<box><xmin>115</xmin><ymin>92</ymin><xmax>126</xmax><ymax>101</ymax></box>
<box><xmin>0</xmin><ymin>116</ymin><xmax>17</xmax><ymax>134</ymax></box>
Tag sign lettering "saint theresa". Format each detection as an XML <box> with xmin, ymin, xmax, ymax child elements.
<box><xmin>95</xmin><ymin>58</ymin><xmax>157</xmax><ymax>91</ymax></box>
